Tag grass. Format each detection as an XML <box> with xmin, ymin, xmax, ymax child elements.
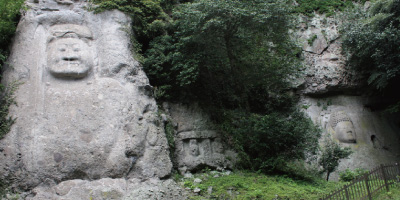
<box><xmin>373</xmin><ymin>183</ymin><xmax>400</xmax><ymax>200</ymax></box>
<box><xmin>178</xmin><ymin>170</ymin><xmax>346</xmax><ymax>200</ymax></box>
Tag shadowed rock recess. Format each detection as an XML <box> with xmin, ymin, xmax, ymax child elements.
<box><xmin>0</xmin><ymin>0</ymin><xmax>188</xmax><ymax>199</ymax></box>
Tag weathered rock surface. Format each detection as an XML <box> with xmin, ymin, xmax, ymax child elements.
<box><xmin>296</xmin><ymin>14</ymin><xmax>400</xmax><ymax>181</ymax></box>
<box><xmin>28</xmin><ymin>178</ymin><xmax>188</xmax><ymax>200</ymax></box>
<box><xmin>0</xmin><ymin>0</ymin><xmax>171</xmax><ymax>194</ymax></box>
<box><xmin>301</xmin><ymin>96</ymin><xmax>400</xmax><ymax>180</ymax></box>
<box><xmin>296</xmin><ymin>15</ymin><xmax>363</xmax><ymax>94</ymax></box>
<box><xmin>163</xmin><ymin>103</ymin><xmax>237</xmax><ymax>174</ymax></box>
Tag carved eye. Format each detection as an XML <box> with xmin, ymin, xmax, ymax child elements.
<box><xmin>73</xmin><ymin>48</ymin><xmax>80</xmax><ymax>52</ymax></box>
<box><xmin>59</xmin><ymin>48</ymin><xmax>66</xmax><ymax>52</ymax></box>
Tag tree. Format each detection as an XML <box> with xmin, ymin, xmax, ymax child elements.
<box><xmin>342</xmin><ymin>0</ymin><xmax>400</xmax><ymax>110</ymax></box>
<box><xmin>144</xmin><ymin>0</ymin><xmax>300</xmax><ymax>111</ymax></box>
<box><xmin>319</xmin><ymin>137</ymin><xmax>352</xmax><ymax>181</ymax></box>
<box><xmin>142</xmin><ymin>0</ymin><xmax>321</xmax><ymax>173</ymax></box>
<box><xmin>220</xmin><ymin>109</ymin><xmax>320</xmax><ymax>173</ymax></box>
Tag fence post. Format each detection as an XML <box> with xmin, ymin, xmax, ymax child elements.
<box><xmin>344</xmin><ymin>184</ymin><xmax>350</xmax><ymax>200</ymax></box>
<box><xmin>365</xmin><ymin>174</ymin><xmax>372</xmax><ymax>200</ymax></box>
<box><xmin>381</xmin><ymin>164</ymin><xmax>390</xmax><ymax>192</ymax></box>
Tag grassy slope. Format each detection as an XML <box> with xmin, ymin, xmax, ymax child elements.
<box><xmin>178</xmin><ymin>171</ymin><xmax>345</xmax><ymax>200</ymax></box>
<box><xmin>373</xmin><ymin>184</ymin><xmax>400</xmax><ymax>200</ymax></box>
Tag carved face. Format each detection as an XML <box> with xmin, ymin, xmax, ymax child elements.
<box><xmin>47</xmin><ymin>38</ymin><xmax>93</xmax><ymax>78</ymax></box>
<box><xmin>189</xmin><ymin>139</ymin><xmax>199</xmax><ymax>156</ymax></box>
<box><xmin>334</xmin><ymin>121</ymin><xmax>357</xmax><ymax>143</ymax></box>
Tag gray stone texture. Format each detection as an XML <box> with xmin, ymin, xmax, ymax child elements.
<box><xmin>0</xmin><ymin>0</ymin><xmax>171</xmax><ymax>193</ymax></box>
<box><xmin>297</xmin><ymin>14</ymin><xmax>400</xmax><ymax>181</ymax></box>
<box><xmin>28</xmin><ymin>178</ymin><xmax>189</xmax><ymax>200</ymax></box>
<box><xmin>162</xmin><ymin>103</ymin><xmax>236</xmax><ymax>174</ymax></box>
<box><xmin>301</xmin><ymin>96</ymin><xmax>400</xmax><ymax>180</ymax></box>
<box><xmin>296</xmin><ymin>15</ymin><xmax>363</xmax><ymax>94</ymax></box>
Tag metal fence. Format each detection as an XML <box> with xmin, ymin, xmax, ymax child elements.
<box><xmin>320</xmin><ymin>163</ymin><xmax>400</xmax><ymax>200</ymax></box>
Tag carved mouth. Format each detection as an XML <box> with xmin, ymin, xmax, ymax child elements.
<box><xmin>62</xmin><ymin>57</ymin><xmax>80</xmax><ymax>65</ymax></box>
<box><xmin>347</xmin><ymin>139</ymin><xmax>357</xmax><ymax>143</ymax></box>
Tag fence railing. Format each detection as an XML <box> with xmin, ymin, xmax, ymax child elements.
<box><xmin>320</xmin><ymin>163</ymin><xmax>400</xmax><ymax>200</ymax></box>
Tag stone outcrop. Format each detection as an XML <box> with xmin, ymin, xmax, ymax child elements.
<box><xmin>28</xmin><ymin>178</ymin><xmax>188</xmax><ymax>200</ymax></box>
<box><xmin>301</xmin><ymin>96</ymin><xmax>400</xmax><ymax>180</ymax></box>
<box><xmin>297</xmin><ymin>13</ymin><xmax>400</xmax><ymax>180</ymax></box>
<box><xmin>296</xmin><ymin>15</ymin><xmax>363</xmax><ymax>94</ymax></box>
<box><xmin>162</xmin><ymin>103</ymin><xmax>236</xmax><ymax>174</ymax></box>
<box><xmin>0</xmin><ymin>0</ymin><xmax>172</xmax><ymax>196</ymax></box>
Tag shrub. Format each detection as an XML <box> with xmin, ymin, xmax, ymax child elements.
<box><xmin>219</xmin><ymin>109</ymin><xmax>321</xmax><ymax>173</ymax></box>
<box><xmin>319</xmin><ymin>137</ymin><xmax>352</xmax><ymax>181</ymax></box>
<box><xmin>339</xmin><ymin>168</ymin><xmax>369</xmax><ymax>182</ymax></box>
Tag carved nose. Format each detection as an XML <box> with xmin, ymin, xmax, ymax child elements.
<box><xmin>62</xmin><ymin>49</ymin><xmax>79</xmax><ymax>61</ymax></box>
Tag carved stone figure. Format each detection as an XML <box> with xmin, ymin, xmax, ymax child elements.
<box><xmin>189</xmin><ymin>139</ymin><xmax>199</xmax><ymax>156</ymax></box>
<box><xmin>328</xmin><ymin>111</ymin><xmax>357</xmax><ymax>143</ymax></box>
<box><xmin>175</xmin><ymin>130</ymin><xmax>235</xmax><ymax>173</ymax></box>
<box><xmin>0</xmin><ymin>1</ymin><xmax>172</xmax><ymax>192</ymax></box>
<box><xmin>212</xmin><ymin>138</ymin><xmax>224</xmax><ymax>154</ymax></box>
<box><xmin>47</xmin><ymin>24</ymin><xmax>93</xmax><ymax>78</ymax></box>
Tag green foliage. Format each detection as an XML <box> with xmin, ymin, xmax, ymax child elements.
<box><xmin>373</xmin><ymin>182</ymin><xmax>400</xmax><ymax>199</ymax></box>
<box><xmin>143</xmin><ymin>0</ymin><xmax>321</xmax><ymax>173</ymax></box>
<box><xmin>295</xmin><ymin>0</ymin><xmax>366</xmax><ymax>17</ymax></box>
<box><xmin>145</xmin><ymin>0</ymin><xmax>300</xmax><ymax>109</ymax></box>
<box><xmin>319</xmin><ymin>137</ymin><xmax>352</xmax><ymax>181</ymax></box>
<box><xmin>220</xmin><ymin>109</ymin><xmax>320</xmax><ymax>173</ymax></box>
<box><xmin>0</xmin><ymin>0</ymin><xmax>24</xmax><ymax>49</ymax></box>
<box><xmin>0</xmin><ymin>0</ymin><xmax>22</xmax><ymax>140</ymax></box>
<box><xmin>339</xmin><ymin>168</ymin><xmax>369</xmax><ymax>182</ymax></box>
<box><xmin>0</xmin><ymin>0</ymin><xmax>22</xmax><ymax>196</ymax></box>
<box><xmin>96</xmin><ymin>0</ymin><xmax>321</xmax><ymax>174</ymax></box>
<box><xmin>342</xmin><ymin>0</ymin><xmax>400</xmax><ymax>94</ymax></box>
<box><xmin>0</xmin><ymin>82</ymin><xmax>18</xmax><ymax>140</ymax></box>
<box><xmin>164</xmin><ymin>119</ymin><xmax>175</xmax><ymax>157</ymax></box>
<box><xmin>181</xmin><ymin>171</ymin><xmax>345</xmax><ymax>200</ymax></box>
<box><xmin>92</xmin><ymin>0</ymin><xmax>172</xmax><ymax>53</ymax></box>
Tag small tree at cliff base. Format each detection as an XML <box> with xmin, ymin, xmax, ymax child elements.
<box><xmin>319</xmin><ymin>137</ymin><xmax>352</xmax><ymax>181</ymax></box>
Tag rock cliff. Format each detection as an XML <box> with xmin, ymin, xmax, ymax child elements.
<box><xmin>297</xmin><ymin>13</ymin><xmax>400</xmax><ymax>180</ymax></box>
<box><xmin>0</xmin><ymin>0</ymin><xmax>186</xmax><ymax>198</ymax></box>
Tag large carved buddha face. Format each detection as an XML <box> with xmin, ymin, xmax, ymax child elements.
<box><xmin>47</xmin><ymin>37</ymin><xmax>93</xmax><ymax>78</ymax></box>
<box><xmin>334</xmin><ymin>121</ymin><xmax>356</xmax><ymax>143</ymax></box>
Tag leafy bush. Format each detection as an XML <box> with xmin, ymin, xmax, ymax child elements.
<box><xmin>342</xmin><ymin>0</ymin><xmax>400</xmax><ymax>111</ymax></box>
<box><xmin>164</xmin><ymin>119</ymin><xmax>175</xmax><ymax>158</ymax></box>
<box><xmin>319</xmin><ymin>137</ymin><xmax>352</xmax><ymax>181</ymax></box>
<box><xmin>219</xmin><ymin>109</ymin><xmax>320</xmax><ymax>173</ymax></box>
<box><xmin>0</xmin><ymin>0</ymin><xmax>24</xmax><ymax>49</ymax></box>
<box><xmin>339</xmin><ymin>168</ymin><xmax>369</xmax><ymax>182</ymax></box>
<box><xmin>92</xmin><ymin>0</ymin><xmax>172</xmax><ymax>55</ymax></box>
<box><xmin>144</xmin><ymin>0</ymin><xmax>301</xmax><ymax>108</ymax></box>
